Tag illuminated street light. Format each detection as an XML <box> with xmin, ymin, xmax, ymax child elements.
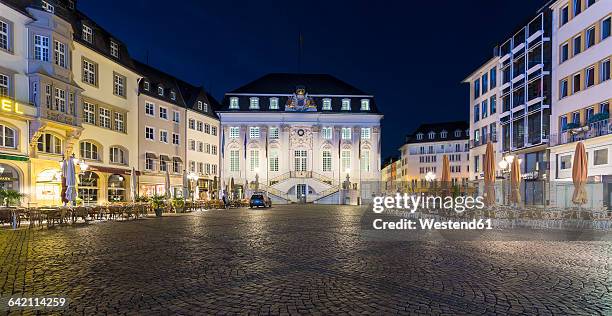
<box><xmin>425</xmin><ymin>172</ymin><xmax>436</xmax><ymax>182</ymax></box>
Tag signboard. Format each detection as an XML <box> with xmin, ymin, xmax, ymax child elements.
<box><xmin>1</xmin><ymin>98</ymin><xmax>25</xmax><ymax>115</ymax></box>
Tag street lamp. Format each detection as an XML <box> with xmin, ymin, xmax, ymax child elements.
<box><xmin>425</xmin><ymin>171</ymin><xmax>436</xmax><ymax>182</ymax></box>
<box><xmin>187</xmin><ymin>172</ymin><xmax>199</xmax><ymax>202</ymax></box>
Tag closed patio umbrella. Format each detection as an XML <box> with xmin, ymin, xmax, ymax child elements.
<box><xmin>441</xmin><ymin>155</ymin><xmax>451</xmax><ymax>195</ymax></box>
<box><xmin>63</xmin><ymin>155</ymin><xmax>77</xmax><ymax>205</ymax></box>
<box><xmin>572</xmin><ymin>142</ymin><xmax>588</xmax><ymax>206</ymax></box>
<box><xmin>483</xmin><ymin>141</ymin><xmax>496</xmax><ymax>207</ymax></box>
<box><xmin>165</xmin><ymin>170</ymin><xmax>171</xmax><ymax>199</ymax></box>
<box><xmin>510</xmin><ymin>157</ymin><xmax>521</xmax><ymax>205</ymax></box>
<box><xmin>182</xmin><ymin>171</ymin><xmax>189</xmax><ymax>200</ymax></box>
<box><xmin>230</xmin><ymin>177</ymin><xmax>235</xmax><ymax>199</ymax></box>
<box><xmin>131</xmin><ymin>167</ymin><xmax>138</xmax><ymax>202</ymax></box>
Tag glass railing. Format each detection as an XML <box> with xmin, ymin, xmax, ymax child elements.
<box><xmin>550</xmin><ymin>120</ymin><xmax>611</xmax><ymax>146</ymax></box>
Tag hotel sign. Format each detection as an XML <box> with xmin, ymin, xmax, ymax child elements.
<box><xmin>1</xmin><ymin>97</ymin><xmax>25</xmax><ymax>115</ymax></box>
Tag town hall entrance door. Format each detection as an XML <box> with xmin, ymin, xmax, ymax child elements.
<box><xmin>296</xmin><ymin>184</ymin><xmax>307</xmax><ymax>203</ymax></box>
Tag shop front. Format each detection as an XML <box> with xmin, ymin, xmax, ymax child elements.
<box><xmin>36</xmin><ymin>168</ymin><xmax>62</xmax><ymax>206</ymax></box>
<box><xmin>0</xmin><ymin>163</ymin><xmax>21</xmax><ymax>191</ymax></box>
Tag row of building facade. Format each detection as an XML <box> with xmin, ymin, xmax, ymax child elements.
<box><xmin>0</xmin><ymin>0</ymin><xmax>383</xmax><ymax>206</ymax></box>
<box><xmin>383</xmin><ymin>0</ymin><xmax>611</xmax><ymax>210</ymax></box>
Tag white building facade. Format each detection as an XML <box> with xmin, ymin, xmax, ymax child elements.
<box><xmin>549</xmin><ymin>0</ymin><xmax>612</xmax><ymax>209</ymax></box>
<box><xmin>217</xmin><ymin>74</ymin><xmax>382</xmax><ymax>204</ymax></box>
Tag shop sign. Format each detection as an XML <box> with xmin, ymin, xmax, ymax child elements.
<box><xmin>522</xmin><ymin>171</ymin><xmax>539</xmax><ymax>180</ymax></box>
<box><xmin>1</xmin><ymin>97</ymin><xmax>25</xmax><ymax>115</ymax></box>
<box><xmin>0</xmin><ymin>176</ymin><xmax>17</xmax><ymax>182</ymax></box>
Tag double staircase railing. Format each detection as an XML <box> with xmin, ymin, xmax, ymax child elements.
<box><xmin>267</xmin><ymin>171</ymin><xmax>337</xmax><ymax>186</ymax></box>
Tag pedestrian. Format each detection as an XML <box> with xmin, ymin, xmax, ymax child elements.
<box><xmin>222</xmin><ymin>194</ymin><xmax>229</xmax><ymax>209</ymax></box>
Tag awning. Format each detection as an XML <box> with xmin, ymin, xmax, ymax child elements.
<box><xmin>172</xmin><ymin>157</ymin><xmax>183</xmax><ymax>163</ymax></box>
<box><xmin>0</xmin><ymin>154</ymin><xmax>29</xmax><ymax>162</ymax></box>
<box><xmin>89</xmin><ymin>165</ymin><xmax>141</xmax><ymax>176</ymax></box>
<box><xmin>160</xmin><ymin>155</ymin><xmax>171</xmax><ymax>162</ymax></box>
<box><xmin>145</xmin><ymin>152</ymin><xmax>157</xmax><ymax>159</ymax></box>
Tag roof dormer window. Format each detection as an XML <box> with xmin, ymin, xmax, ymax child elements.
<box><xmin>229</xmin><ymin>97</ymin><xmax>239</xmax><ymax>109</ymax></box>
<box><xmin>42</xmin><ymin>1</ymin><xmax>54</xmax><ymax>13</ymax></box>
<box><xmin>341</xmin><ymin>99</ymin><xmax>351</xmax><ymax>111</ymax></box>
<box><xmin>157</xmin><ymin>86</ymin><xmax>164</xmax><ymax>96</ymax></box>
<box><xmin>416</xmin><ymin>133</ymin><xmax>424</xmax><ymax>140</ymax></box>
<box><xmin>249</xmin><ymin>97</ymin><xmax>259</xmax><ymax>109</ymax></box>
<box><xmin>428</xmin><ymin>131</ymin><xmax>435</xmax><ymax>140</ymax></box>
<box><xmin>82</xmin><ymin>24</ymin><xmax>93</xmax><ymax>43</ymax></box>
<box><xmin>68</xmin><ymin>0</ymin><xmax>75</xmax><ymax>9</ymax></box>
<box><xmin>269</xmin><ymin>97</ymin><xmax>279</xmax><ymax>110</ymax></box>
<box><xmin>143</xmin><ymin>80</ymin><xmax>150</xmax><ymax>91</ymax></box>
<box><xmin>197</xmin><ymin>101</ymin><xmax>203</xmax><ymax>110</ymax></box>
<box><xmin>170</xmin><ymin>91</ymin><xmax>176</xmax><ymax>100</ymax></box>
<box><xmin>110</xmin><ymin>41</ymin><xmax>119</xmax><ymax>58</ymax></box>
<box><xmin>441</xmin><ymin>131</ymin><xmax>447</xmax><ymax>139</ymax></box>
<box><xmin>455</xmin><ymin>130</ymin><xmax>461</xmax><ymax>137</ymax></box>
<box><xmin>360</xmin><ymin>99</ymin><xmax>370</xmax><ymax>111</ymax></box>
<box><xmin>322</xmin><ymin>98</ymin><xmax>332</xmax><ymax>110</ymax></box>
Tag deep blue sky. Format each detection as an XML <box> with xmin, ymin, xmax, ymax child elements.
<box><xmin>79</xmin><ymin>0</ymin><xmax>547</xmax><ymax>159</ymax></box>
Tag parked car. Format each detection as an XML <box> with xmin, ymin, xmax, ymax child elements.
<box><xmin>249</xmin><ymin>194</ymin><xmax>271</xmax><ymax>208</ymax></box>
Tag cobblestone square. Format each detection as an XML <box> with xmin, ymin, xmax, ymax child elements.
<box><xmin>1</xmin><ymin>204</ymin><xmax>611</xmax><ymax>315</ymax></box>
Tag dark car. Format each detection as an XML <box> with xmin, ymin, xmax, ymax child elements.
<box><xmin>250</xmin><ymin>194</ymin><xmax>271</xmax><ymax>208</ymax></box>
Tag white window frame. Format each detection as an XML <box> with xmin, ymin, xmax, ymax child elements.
<box><xmin>230</xmin><ymin>150</ymin><xmax>240</xmax><ymax>172</ymax></box>
<box><xmin>269</xmin><ymin>97</ymin><xmax>279</xmax><ymax>109</ymax></box>
<box><xmin>113</xmin><ymin>73</ymin><xmax>126</xmax><ymax>97</ymax></box>
<box><xmin>54</xmin><ymin>87</ymin><xmax>65</xmax><ymax>112</ymax></box>
<box><xmin>145</xmin><ymin>101</ymin><xmax>155</xmax><ymax>116</ymax></box>
<box><xmin>114</xmin><ymin>112</ymin><xmax>124</xmax><ymax>132</ymax></box>
<box><xmin>83</xmin><ymin>102</ymin><xmax>96</xmax><ymax>124</ymax></box>
<box><xmin>54</xmin><ymin>40</ymin><xmax>66</xmax><ymax>68</ymax></box>
<box><xmin>82</xmin><ymin>24</ymin><xmax>93</xmax><ymax>43</ymax></box>
<box><xmin>322</xmin><ymin>150</ymin><xmax>332</xmax><ymax>172</ymax></box>
<box><xmin>159</xmin><ymin>130</ymin><xmax>168</xmax><ymax>143</ymax></box>
<box><xmin>250</xmin><ymin>126</ymin><xmax>260</xmax><ymax>139</ymax></box>
<box><xmin>249</xmin><ymin>97</ymin><xmax>259</xmax><ymax>109</ymax></box>
<box><xmin>34</xmin><ymin>35</ymin><xmax>49</xmax><ymax>62</ymax></box>
<box><xmin>341</xmin><ymin>99</ymin><xmax>351</xmax><ymax>111</ymax></box>
<box><xmin>173</xmin><ymin>111</ymin><xmax>180</xmax><ymax>123</ymax></box>
<box><xmin>341</xmin><ymin>127</ymin><xmax>352</xmax><ymax>140</ymax></box>
<box><xmin>269</xmin><ymin>127</ymin><xmax>279</xmax><ymax>139</ymax></box>
<box><xmin>322</xmin><ymin>127</ymin><xmax>332</xmax><ymax>140</ymax></box>
<box><xmin>229</xmin><ymin>127</ymin><xmax>240</xmax><ymax>139</ymax></box>
<box><xmin>360</xmin><ymin>99</ymin><xmax>370</xmax><ymax>111</ymax></box>
<box><xmin>0</xmin><ymin>20</ymin><xmax>9</xmax><ymax>52</ymax></box>
<box><xmin>99</xmin><ymin>107</ymin><xmax>111</xmax><ymax>129</ymax></box>
<box><xmin>361</xmin><ymin>128</ymin><xmax>371</xmax><ymax>140</ymax></box>
<box><xmin>172</xmin><ymin>133</ymin><xmax>180</xmax><ymax>145</ymax></box>
<box><xmin>110</xmin><ymin>41</ymin><xmax>119</xmax><ymax>58</ymax></box>
<box><xmin>110</xmin><ymin>147</ymin><xmax>126</xmax><ymax>165</ymax></box>
<box><xmin>322</xmin><ymin>98</ymin><xmax>332</xmax><ymax>110</ymax></box>
<box><xmin>82</xmin><ymin>58</ymin><xmax>97</xmax><ymax>85</ymax></box>
<box><xmin>42</xmin><ymin>1</ymin><xmax>54</xmax><ymax>13</ymax></box>
<box><xmin>159</xmin><ymin>106</ymin><xmax>168</xmax><ymax>120</ymax></box>
<box><xmin>145</xmin><ymin>126</ymin><xmax>155</xmax><ymax>141</ymax></box>
<box><xmin>230</xmin><ymin>97</ymin><xmax>239</xmax><ymax>109</ymax></box>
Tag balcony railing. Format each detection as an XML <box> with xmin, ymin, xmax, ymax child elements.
<box><xmin>470</xmin><ymin>133</ymin><xmax>498</xmax><ymax>149</ymax></box>
<box><xmin>550</xmin><ymin>120</ymin><xmax>612</xmax><ymax>146</ymax></box>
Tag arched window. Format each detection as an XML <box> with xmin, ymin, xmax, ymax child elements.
<box><xmin>440</xmin><ymin>130</ymin><xmax>448</xmax><ymax>139</ymax></box>
<box><xmin>110</xmin><ymin>146</ymin><xmax>127</xmax><ymax>165</ymax></box>
<box><xmin>108</xmin><ymin>174</ymin><xmax>126</xmax><ymax>202</ymax></box>
<box><xmin>0</xmin><ymin>124</ymin><xmax>16</xmax><ymax>148</ymax></box>
<box><xmin>37</xmin><ymin>133</ymin><xmax>62</xmax><ymax>154</ymax></box>
<box><xmin>78</xmin><ymin>171</ymin><xmax>99</xmax><ymax>205</ymax></box>
<box><xmin>80</xmin><ymin>141</ymin><xmax>99</xmax><ymax>160</ymax></box>
<box><xmin>416</xmin><ymin>133</ymin><xmax>423</xmax><ymax>140</ymax></box>
<box><xmin>428</xmin><ymin>131</ymin><xmax>435</xmax><ymax>140</ymax></box>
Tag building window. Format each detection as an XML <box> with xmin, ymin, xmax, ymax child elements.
<box><xmin>211</xmin><ymin>126</ymin><xmax>217</xmax><ymax>136</ymax></box>
<box><xmin>114</xmin><ymin>112</ymin><xmax>124</xmax><ymax>132</ymax></box>
<box><xmin>481</xmin><ymin>100</ymin><xmax>488</xmax><ymax>118</ymax></box>
<box><xmin>196</xmin><ymin>121</ymin><xmax>203</xmax><ymax>131</ymax></box>
<box><xmin>37</xmin><ymin>133</ymin><xmax>62</xmax><ymax>154</ymax></box>
<box><xmin>341</xmin><ymin>127</ymin><xmax>351</xmax><ymax>140</ymax></box>
<box><xmin>573</xmin><ymin>0</ymin><xmax>582</xmax><ymax>16</ymax></box>
<box><xmin>99</xmin><ymin>107</ymin><xmax>111</xmax><ymax>128</ymax></box>
<box><xmin>230</xmin><ymin>97</ymin><xmax>239</xmax><ymax>109</ymax></box>
<box><xmin>560</xmin><ymin>155</ymin><xmax>572</xmax><ymax>169</ymax></box>
<box><xmin>145</xmin><ymin>101</ymin><xmax>155</xmax><ymax>116</ymax></box>
<box><xmin>322</xmin><ymin>127</ymin><xmax>332</xmax><ymax>140</ymax></box>
<box><xmin>113</xmin><ymin>73</ymin><xmax>126</xmax><ymax>97</ymax></box>
<box><xmin>560</xmin><ymin>43</ymin><xmax>569</xmax><ymax>63</ymax></box>
<box><xmin>586</xmin><ymin>26</ymin><xmax>596</xmax><ymax>49</ymax></box>
<box><xmin>159</xmin><ymin>158</ymin><xmax>167</xmax><ymax>172</ymax></box>
<box><xmin>229</xmin><ymin>127</ymin><xmax>240</xmax><ymax>138</ymax></box>
<box><xmin>211</xmin><ymin>145</ymin><xmax>217</xmax><ymax>155</ymax></box>
<box><xmin>269</xmin><ymin>127</ymin><xmax>279</xmax><ymax>139</ymax></box>
<box><xmin>600</xmin><ymin>102</ymin><xmax>609</xmax><ymax>114</ymax></box>
<box><xmin>188</xmin><ymin>139</ymin><xmax>195</xmax><ymax>151</ymax></box>
<box><xmin>145</xmin><ymin>127</ymin><xmax>154</xmax><ymax>140</ymax></box>
<box><xmin>110</xmin><ymin>41</ymin><xmax>119</xmax><ymax>58</ymax></box>
<box><xmin>145</xmin><ymin>154</ymin><xmax>155</xmax><ymax>171</ymax></box>
<box><xmin>82</xmin><ymin>24</ymin><xmax>93</xmax><ymax>43</ymax></box>
<box><xmin>249</xmin><ymin>97</ymin><xmax>259</xmax><ymax>109</ymax></box>
<box><xmin>341</xmin><ymin>150</ymin><xmax>351</xmax><ymax>172</ymax></box>
<box><xmin>0</xmin><ymin>20</ymin><xmax>9</xmax><ymax>52</ymax></box>
<box><xmin>159</xmin><ymin>130</ymin><xmax>168</xmax><ymax>143</ymax></box>
<box><xmin>54</xmin><ymin>88</ymin><xmax>65</xmax><ymax>112</ymax></box>
<box><xmin>80</xmin><ymin>141</ymin><xmax>99</xmax><ymax>160</ymax></box>
<box><xmin>560</xmin><ymin>5</ymin><xmax>569</xmax><ymax>26</ymax></box>
<box><xmin>454</xmin><ymin>130</ymin><xmax>461</xmax><ymax>137</ymax></box>
<box><xmin>34</xmin><ymin>35</ymin><xmax>49</xmax><ymax>62</ymax></box>
<box><xmin>197</xmin><ymin>142</ymin><xmax>203</xmax><ymax>152</ymax></box>
<box><xmin>428</xmin><ymin>131</ymin><xmax>435</xmax><ymax>140</ymax></box>
<box><xmin>157</xmin><ymin>86</ymin><xmax>164</xmax><ymax>96</ymax></box>
<box><xmin>360</xmin><ymin>150</ymin><xmax>370</xmax><ymax>172</ymax></box>
<box><xmin>601</xmin><ymin>59</ymin><xmax>611</xmax><ymax>82</ymax></box>
<box><xmin>82</xmin><ymin>58</ymin><xmax>97</xmax><ymax>85</ymax></box>
<box><xmin>197</xmin><ymin>101</ymin><xmax>203</xmax><ymax>110</ymax></box>
<box><xmin>603</xmin><ymin>17</ymin><xmax>611</xmax><ymax>41</ymax></box>
<box><xmin>417</xmin><ymin>133</ymin><xmax>424</xmax><ymax>140</ymax></box>
<box><xmin>585</xmin><ymin>67</ymin><xmax>595</xmax><ymax>88</ymax></box>
<box><xmin>481</xmin><ymin>73</ymin><xmax>488</xmax><ymax>93</ymax></box>
<box><xmin>205</xmin><ymin>143</ymin><xmax>211</xmax><ymax>154</ymax></box>
<box><xmin>172</xmin><ymin>159</ymin><xmax>181</xmax><ymax>174</ymax></box>
<box><xmin>560</xmin><ymin>79</ymin><xmax>568</xmax><ymax>98</ymax></box>
<box><xmin>54</xmin><ymin>41</ymin><xmax>66</xmax><ymax>68</ymax></box>
<box><xmin>269</xmin><ymin>97</ymin><xmax>279</xmax><ymax>109</ymax></box>
<box><xmin>441</xmin><ymin>131</ymin><xmax>447</xmax><ymax>139</ymax></box>
<box><xmin>322</xmin><ymin>98</ymin><xmax>332</xmax><ymax>110</ymax></box>
<box><xmin>474</xmin><ymin>104</ymin><xmax>480</xmax><ymax>122</ymax></box>
<box><xmin>361</xmin><ymin>128</ymin><xmax>371</xmax><ymax>140</ymax></box>
<box><xmin>170</xmin><ymin>111</ymin><xmax>179</xmax><ymax>123</ymax></box>
<box><xmin>594</xmin><ymin>149</ymin><xmax>608</xmax><ymax>166</ymax></box>
<box><xmin>143</xmin><ymin>80</ymin><xmax>150</xmax><ymax>91</ymax></box>
<box><xmin>490</xmin><ymin>68</ymin><xmax>497</xmax><ymax>89</ymax></box>
<box><xmin>250</xmin><ymin>127</ymin><xmax>260</xmax><ymax>139</ymax></box>
<box><xmin>230</xmin><ymin>150</ymin><xmax>240</xmax><ymax>172</ymax></box>
<box><xmin>249</xmin><ymin>150</ymin><xmax>259</xmax><ymax>171</ymax></box>
<box><xmin>360</xmin><ymin>99</ymin><xmax>370</xmax><ymax>111</ymax></box>
<box><xmin>41</xmin><ymin>1</ymin><xmax>54</xmax><ymax>13</ymax></box>
<box><xmin>573</xmin><ymin>35</ymin><xmax>582</xmax><ymax>56</ymax></box>
<box><xmin>110</xmin><ymin>147</ymin><xmax>126</xmax><ymax>165</ymax></box>
<box><xmin>322</xmin><ymin>151</ymin><xmax>332</xmax><ymax>172</ymax></box>
<box><xmin>159</xmin><ymin>107</ymin><xmax>168</xmax><ymax>120</ymax></box>
<box><xmin>0</xmin><ymin>124</ymin><xmax>16</xmax><ymax>148</ymax></box>
<box><xmin>204</xmin><ymin>123</ymin><xmax>210</xmax><ymax>134</ymax></box>
<box><xmin>269</xmin><ymin>150</ymin><xmax>279</xmax><ymax>172</ymax></box>
<box><xmin>573</xmin><ymin>73</ymin><xmax>581</xmax><ymax>93</ymax></box>
<box><xmin>341</xmin><ymin>99</ymin><xmax>351</xmax><ymax>111</ymax></box>
<box><xmin>474</xmin><ymin>79</ymin><xmax>480</xmax><ymax>98</ymax></box>
<box><xmin>572</xmin><ymin>111</ymin><xmax>581</xmax><ymax>125</ymax></box>
<box><xmin>83</xmin><ymin>102</ymin><xmax>95</xmax><ymax>124</ymax></box>
<box><xmin>188</xmin><ymin>119</ymin><xmax>195</xmax><ymax>130</ymax></box>
<box><xmin>172</xmin><ymin>133</ymin><xmax>179</xmax><ymax>145</ymax></box>
<box><xmin>170</xmin><ymin>91</ymin><xmax>176</xmax><ymax>100</ymax></box>
<box><xmin>490</xmin><ymin>96</ymin><xmax>496</xmax><ymax>114</ymax></box>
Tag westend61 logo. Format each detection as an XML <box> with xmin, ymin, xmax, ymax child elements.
<box><xmin>370</xmin><ymin>193</ymin><xmax>492</xmax><ymax>230</ymax></box>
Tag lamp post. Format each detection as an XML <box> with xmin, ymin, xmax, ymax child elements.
<box><xmin>254</xmin><ymin>167</ymin><xmax>260</xmax><ymax>191</ymax></box>
<box><xmin>345</xmin><ymin>168</ymin><xmax>351</xmax><ymax>189</ymax></box>
<box><xmin>498</xmin><ymin>155</ymin><xmax>522</xmax><ymax>204</ymax></box>
<box><xmin>187</xmin><ymin>172</ymin><xmax>199</xmax><ymax>203</ymax></box>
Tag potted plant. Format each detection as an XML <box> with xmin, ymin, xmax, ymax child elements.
<box><xmin>172</xmin><ymin>197</ymin><xmax>185</xmax><ymax>213</ymax></box>
<box><xmin>150</xmin><ymin>194</ymin><xmax>166</xmax><ymax>217</ymax></box>
<box><xmin>0</xmin><ymin>189</ymin><xmax>25</xmax><ymax>207</ymax></box>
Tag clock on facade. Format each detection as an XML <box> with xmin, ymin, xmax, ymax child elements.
<box><xmin>297</xmin><ymin>129</ymin><xmax>305</xmax><ymax>136</ymax></box>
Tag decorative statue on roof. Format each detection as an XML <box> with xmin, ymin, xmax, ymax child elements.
<box><xmin>285</xmin><ymin>86</ymin><xmax>317</xmax><ymax>112</ymax></box>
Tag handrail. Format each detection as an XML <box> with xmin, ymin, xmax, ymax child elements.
<box><xmin>313</xmin><ymin>186</ymin><xmax>340</xmax><ymax>202</ymax></box>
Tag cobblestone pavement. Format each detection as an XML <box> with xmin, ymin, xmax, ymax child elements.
<box><xmin>1</xmin><ymin>204</ymin><xmax>611</xmax><ymax>315</ymax></box>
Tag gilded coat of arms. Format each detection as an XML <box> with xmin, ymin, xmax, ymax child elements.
<box><xmin>285</xmin><ymin>86</ymin><xmax>317</xmax><ymax>112</ymax></box>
